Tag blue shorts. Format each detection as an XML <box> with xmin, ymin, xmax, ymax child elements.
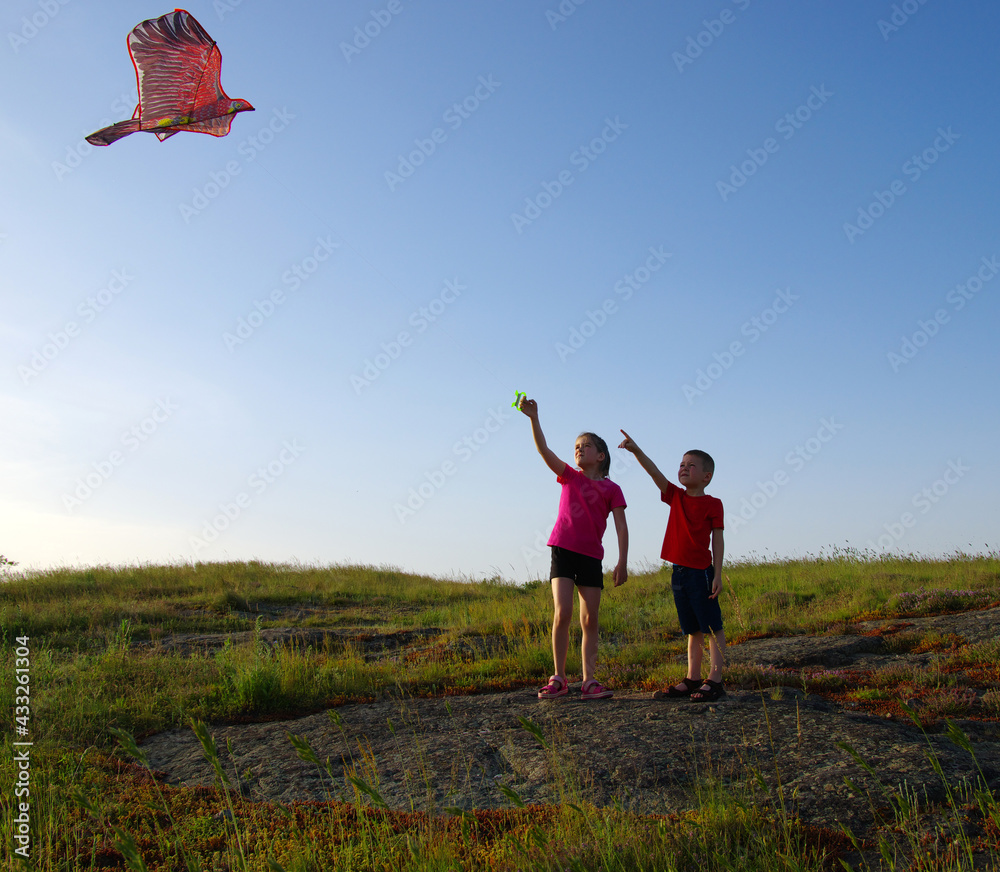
<box><xmin>671</xmin><ymin>564</ymin><xmax>723</xmax><ymax>635</ymax></box>
<box><xmin>550</xmin><ymin>546</ymin><xmax>604</xmax><ymax>589</ymax></box>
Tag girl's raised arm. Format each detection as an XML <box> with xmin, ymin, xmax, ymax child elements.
<box><xmin>518</xmin><ymin>398</ymin><xmax>568</xmax><ymax>477</ymax></box>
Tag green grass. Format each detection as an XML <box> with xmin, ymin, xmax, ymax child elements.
<box><xmin>1</xmin><ymin>552</ymin><xmax>999</xmax><ymax>869</ymax></box>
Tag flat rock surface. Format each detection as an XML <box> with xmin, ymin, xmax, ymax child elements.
<box><xmin>140</xmin><ymin>608</ymin><xmax>1000</xmax><ymax>838</ymax></box>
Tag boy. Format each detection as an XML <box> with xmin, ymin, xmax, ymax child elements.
<box><xmin>618</xmin><ymin>430</ymin><xmax>726</xmax><ymax>701</ymax></box>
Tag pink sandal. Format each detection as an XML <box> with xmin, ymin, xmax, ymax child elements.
<box><xmin>580</xmin><ymin>679</ymin><xmax>613</xmax><ymax>699</ymax></box>
<box><xmin>537</xmin><ymin>675</ymin><xmax>568</xmax><ymax>699</ymax></box>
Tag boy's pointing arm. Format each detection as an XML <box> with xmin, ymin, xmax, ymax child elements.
<box><xmin>618</xmin><ymin>429</ymin><xmax>672</xmax><ymax>493</ymax></box>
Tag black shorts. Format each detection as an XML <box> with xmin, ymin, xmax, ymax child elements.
<box><xmin>671</xmin><ymin>564</ymin><xmax>723</xmax><ymax>635</ymax></box>
<box><xmin>550</xmin><ymin>546</ymin><xmax>604</xmax><ymax>589</ymax></box>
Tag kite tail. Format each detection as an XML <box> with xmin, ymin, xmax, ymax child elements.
<box><xmin>86</xmin><ymin>119</ymin><xmax>142</xmax><ymax>146</ymax></box>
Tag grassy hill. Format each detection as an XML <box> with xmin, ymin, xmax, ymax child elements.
<box><xmin>1</xmin><ymin>553</ymin><xmax>998</xmax><ymax>870</ymax></box>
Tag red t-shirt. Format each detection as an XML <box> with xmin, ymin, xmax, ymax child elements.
<box><xmin>660</xmin><ymin>481</ymin><xmax>724</xmax><ymax>570</ymax></box>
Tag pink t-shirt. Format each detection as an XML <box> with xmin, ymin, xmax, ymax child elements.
<box><xmin>547</xmin><ymin>463</ymin><xmax>627</xmax><ymax>560</ymax></box>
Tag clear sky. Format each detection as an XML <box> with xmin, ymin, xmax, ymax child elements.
<box><xmin>2</xmin><ymin>1</ymin><xmax>997</xmax><ymax>581</ymax></box>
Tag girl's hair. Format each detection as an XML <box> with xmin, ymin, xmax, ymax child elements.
<box><xmin>578</xmin><ymin>432</ymin><xmax>611</xmax><ymax>478</ymax></box>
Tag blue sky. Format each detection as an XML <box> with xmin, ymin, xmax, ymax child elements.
<box><xmin>2</xmin><ymin>0</ymin><xmax>997</xmax><ymax>581</ymax></box>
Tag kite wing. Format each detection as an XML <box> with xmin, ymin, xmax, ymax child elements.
<box><xmin>129</xmin><ymin>9</ymin><xmax>227</xmax><ymax>123</ymax></box>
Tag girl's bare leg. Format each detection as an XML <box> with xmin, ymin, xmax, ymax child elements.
<box><xmin>577</xmin><ymin>585</ymin><xmax>603</xmax><ymax>683</ymax></box>
<box><xmin>550</xmin><ymin>577</ymin><xmax>575</xmax><ymax>678</ymax></box>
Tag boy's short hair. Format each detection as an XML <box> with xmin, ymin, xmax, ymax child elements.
<box><xmin>579</xmin><ymin>432</ymin><xmax>611</xmax><ymax>477</ymax></box>
<box><xmin>684</xmin><ymin>449</ymin><xmax>715</xmax><ymax>476</ymax></box>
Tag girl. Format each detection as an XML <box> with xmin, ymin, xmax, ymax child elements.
<box><xmin>518</xmin><ymin>396</ymin><xmax>628</xmax><ymax>699</ymax></box>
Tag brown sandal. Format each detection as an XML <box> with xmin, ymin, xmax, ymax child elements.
<box><xmin>653</xmin><ymin>677</ymin><xmax>702</xmax><ymax>699</ymax></box>
<box><xmin>689</xmin><ymin>680</ymin><xmax>725</xmax><ymax>702</ymax></box>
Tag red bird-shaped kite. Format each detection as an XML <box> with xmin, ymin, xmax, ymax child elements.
<box><xmin>87</xmin><ymin>8</ymin><xmax>253</xmax><ymax>146</ymax></box>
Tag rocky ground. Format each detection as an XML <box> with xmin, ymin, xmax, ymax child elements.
<box><xmin>140</xmin><ymin>608</ymin><xmax>1000</xmax><ymax>842</ymax></box>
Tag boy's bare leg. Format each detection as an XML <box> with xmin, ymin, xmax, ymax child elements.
<box><xmin>680</xmin><ymin>630</ymin><xmax>705</xmax><ymax>689</ymax></box>
<box><xmin>550</xmin><ymin>577</ymin><xmax>575</xmax><ymax>679</ymax></box>
<box><xmin>706</xmin><ymin>628</ymin><xmax>726</xmax><ymax>684</ymax></box>
<box><xmin>577</xmin><ymin>585</ymin><xmax>602</xmax><ymax>684</ymax></box>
